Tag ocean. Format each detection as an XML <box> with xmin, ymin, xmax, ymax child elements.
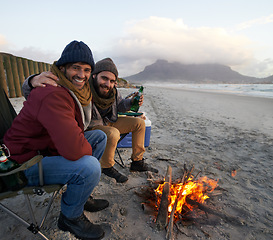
<box><xmin>144</xmin><ymin>83</ymin><xmax>273</xmax><ymax>99</ymax></box>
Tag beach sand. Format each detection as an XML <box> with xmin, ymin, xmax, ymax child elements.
<box><xmin>1</xmin><ymin>86</ymin><xmax>272</xmax><ymax>240</ymax></box>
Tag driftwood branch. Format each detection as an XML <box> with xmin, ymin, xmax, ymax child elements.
<box><xmin>156</xmin><ymin>165</ymin><xmax>172</xmax><ymax>230</ymax></box>
<box><xmin>156</xmin><ymin>157</ymin><xmax>175</xmax><ymax>162</ymax></box>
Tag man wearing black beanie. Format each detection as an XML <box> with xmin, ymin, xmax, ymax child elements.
<box><xmin>16</xmin><ymin>40</ymin><xmax>109</xmax><ymax>240</ymax></box>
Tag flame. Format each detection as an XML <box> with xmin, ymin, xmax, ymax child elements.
<box><xmin>154</xmin><ymin>175</ymin><xmax>218</xmax><ymax>219</ymax></box>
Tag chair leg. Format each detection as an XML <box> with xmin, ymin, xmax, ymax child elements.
<box><xmin>25</xmin><ymin>194</ymin><xmax>37</xmax><ymax>226</ymax></box>
<box><xmin>39</xmin><ymin>190</ymin><xmax>59</xmax><ymax>228</ymax></box>
<box><xmin>0</xmin><ymin>203</ymin><xmax>49</xmax><ymax>240</ymax></box>
<box><xmin>115</xmin><ymin>148</ymin><xmax>125</xmax><ymax>168</ymax></box>
<box><xmin>114</xmin><ymin>133</ymin><xmax>129</xmax><ymax>168</ymax></box>
<box><xmin>0</xmin><ymin>188</ymin><xmax>61</xmax><ymax>240</ymax></box>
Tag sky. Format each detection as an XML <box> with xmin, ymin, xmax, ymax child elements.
<box><xmin>0</xmin><ymin>0</ymin><xmax>273</xmax><ymax>78</ymax></box>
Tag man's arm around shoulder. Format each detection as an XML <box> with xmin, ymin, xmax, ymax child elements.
<box><xmin>22</xmin><ymin>71</ymin><xmax>59</xmax><ymax>99</ymax></box>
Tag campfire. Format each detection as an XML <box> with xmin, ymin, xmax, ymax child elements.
<box><xmin>153</xmin><ymin>165</ymin><xmax>220</xmax><ymax>239</ymax></box>
<box><xmin>154</xmin><ymin>167</ymin><xmax>218</xmax><ymax>222</ymax></box>
<box><xmin>135</xmin><ymin>164</ymin><xmax>243</xmax><ymax>239</ymax></box>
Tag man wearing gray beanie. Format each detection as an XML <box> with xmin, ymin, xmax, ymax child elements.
<box><xmin>22</xmin><ymin>56</ymin><xmax>158</xmax><ymax>184</ymax></box>
<box><xmin>88</xmin><ymin>58</ymin><xmax>158</xmax><ymax>183</ymax></box>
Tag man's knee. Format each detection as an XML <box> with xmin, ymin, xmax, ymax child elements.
<box><xmin>96</xmin><ymin>129</ymin><xmax>107</xmax><ymax>142</ymax></box>
<box><xmin>138</xmin><ymin>118</ymin><xmax>145</xmax><ymax>127</ymax></box>
<box><xmin>80</xmin><ymin>156</ymin><xmax>101</xmax><ymax>180</ymax></box>
<box><xmin>133</xmin><ymin>117</ymin><xmax>145</xmax><ymax>131</ymax></box>
<box><xmin>105</xmin><ymin>127</ymin><xmax>120</xmax><ymax>143</ymax></box>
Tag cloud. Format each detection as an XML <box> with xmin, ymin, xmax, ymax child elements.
<box><xmin>232</xmin><ymin>58</ymin><xmax>273</xmax><ymax>78</ymax></box>
<box><xmin>11</xmin><ymin>47</ymin><xmax>58</xmax><ymax>64</ymax></box>
<box><xmin>110</xmin><ymin>17</ymin><xmax>257</xmax><ymax>77</ymax></box>
<box><xmin>235</xmin><ymin>14</ymin><xmax>273</xmax><ymax>30</ymax></box>
<box><xmin>0</xmin><ymin>35</ymin><xmax>10</xmax><ymax>50</ymax></box>
<box><xmin>0</xmin><ymin>35</ymin><xmax>58</xmax><ymax>64</ymax></box>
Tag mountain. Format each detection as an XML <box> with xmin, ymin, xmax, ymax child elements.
<box><xmin>125</xmin><ymin>59</ymin><xmax>273</xmax><ymax>84</ymax></box>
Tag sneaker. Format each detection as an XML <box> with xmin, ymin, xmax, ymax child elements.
<box><xmin>58</xmin><ymin>212</ymin><xmax>104</xmax><ymax>240</ymax></box>
<box><xmin>84</xmin><ymin>196</ymin><xmax>109</xmax><ymax>212</ymax></box>
<box><xmin>130</xmin><ymin>159</ymin><xmax>158</xmax><ymax>173</ymax></box>
<box><xmin>102</xmin><ymin>167</ymin><xmax>128</xmax><ymax>183</ymax></box>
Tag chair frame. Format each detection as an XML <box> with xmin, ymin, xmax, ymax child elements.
<box><xmin>114</xmin><ymin>133</ymin><xmax>129</xmax><ymax>168</ymax></box>
<box><xmin>0</xmin><ymin>155</ymin><xmax>63</xmax><ymax>240</ymax></box>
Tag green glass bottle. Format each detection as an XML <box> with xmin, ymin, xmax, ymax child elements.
<box><xmin>0</xmin><ymin>144</ymin><xmax>28</xmax><ymax>191</ymax></box>
<box><xmin>130</xmin><ymin>86</ymin><xmax>143</xmax><ymax>112</ymax></box>
<box><xmin>0</xmin><ymin>145</ymin><xmax>19</xmax><ymax>173</ymax></box>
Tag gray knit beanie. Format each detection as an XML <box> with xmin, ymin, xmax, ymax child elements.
<box><xmin>92</xmin><ymin>58</ymin><xmax>118</xmax><ymax>79</ymax></box>
<box><xmin>56</xmin><ymin>40</ymin><xmax>95</xmax><ymax>70</ymax></box>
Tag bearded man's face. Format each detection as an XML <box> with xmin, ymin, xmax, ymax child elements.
<box><xmin>93</xmin><ymin>71</ymin><xmax>116</xmax><ymax>98</ymax></box>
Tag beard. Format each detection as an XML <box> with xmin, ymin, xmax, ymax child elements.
<box><xmin>93</xmin><ymin>76</ymin><xmax>114</xmax><ymax>98</ymax></box>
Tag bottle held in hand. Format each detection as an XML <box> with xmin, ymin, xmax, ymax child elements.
<box><xmin>130</xmin><ymin>86</ymin><xmax>143</xmax><ymax>112</ymax></box>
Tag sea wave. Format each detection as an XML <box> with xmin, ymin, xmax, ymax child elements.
<box><xmin>144</xmin><ymin>83</ymin><xmax>273</xmax><ymax>99</ymax></box>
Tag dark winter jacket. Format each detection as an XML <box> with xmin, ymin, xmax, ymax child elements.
<box><xmin>4</xmin><ymin>85</ymin><xmax>93</xmax><ymax>164</ymax></box>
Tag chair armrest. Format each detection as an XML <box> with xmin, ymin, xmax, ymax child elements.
<box><xmin>0</xmin><ymin>155</ymin><xmax>43</xmax><ymax>177</ymax></box>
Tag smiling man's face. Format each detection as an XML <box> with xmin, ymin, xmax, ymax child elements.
<box><xmin>93</xmin><ymin>71</ymin><xmax>116</xmax><ymax>98</ymax></box>
<box><xmin>60</xmin><ymin>62</ymin><xmax>92</xmax><ymax>90</ymax></box>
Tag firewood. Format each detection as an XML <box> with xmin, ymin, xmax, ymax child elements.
<box><xmin>186</xmin><ymin>197</ymin><xmax>244</xmax><ymax>225</ymax></box>
<box><xmin>184</xmin><ymin>165</ymin><xmax>195</xmax><ymax>183</ymax></box>
<box><xmin>166</xmin><ymin>197</ymin><xmax>177</xmax><ymax>240</ymax></box>
<box><xmin>156</xmin><ymin>157</ymin><xmax>175</xmax><ymax>162</ymax></box>
<box><xmin>166</xmin><ymin>167</ymin><xmax>189</xmax><ymax>239</ymax></box>
<box><xmin>147</xmin><ymin>178</ymin><xmax>165</xmax><ymax>184</ymax></box>
<box><xmin>156</xmin><ymin>165</ymin><xmax>172</xmax><ymax>230</ymax></box>
<box><xmin>192</xmin><ymin>170</ymin><xmax>201</xmax><ymax>181</ymax></box>
<box><xmin>208</xmin><ymin>190</ymin><xmax>222</xmax><ymax>197</ymax></box>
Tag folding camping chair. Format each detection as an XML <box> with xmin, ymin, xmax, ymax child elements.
<box><xmin>114</xmin><ymin>111</ymin><xmax>147</xmax><ymax>168</ymax></box>
<box><xmin>0</xmin><ymin>89</ymin><xmax>63</xmax><ymax>240</ymax></box>
<box><xmin>114</xmin><ymin>133</ymin><xmax>129</xmax><ymax>168</ymax></box>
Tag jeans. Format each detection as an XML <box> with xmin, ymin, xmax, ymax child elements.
<box><xmin>24</xmin><ymin>130</ymin><xmax>107</xmax><ymax>218</ymax></box>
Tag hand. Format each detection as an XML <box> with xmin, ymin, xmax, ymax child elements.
<box><xmin>138</xmin><ymin>95</ymin><xmax>144</xmax><ymax>106</ymax></box>
<box><xmin>130</xmin><ymin>92</ymin><xmax>144</xmax><ymax>106</ymax></box>
<box><xmin>30</xmin><ymin>71</ymin><xmax>59</xmax><ymax>88</ymax></box>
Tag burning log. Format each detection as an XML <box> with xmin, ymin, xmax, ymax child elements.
<box><xmin>147</xmin><ymin>163</ymin><xmax>223</xmax><ymax>239</ymax></box>
<box><xmin>185</xmin><ymin>197</ymin><xmax>244</xmax><ymax>225</ymax></box>
<box><xmin>166</xmin><ymin>197</ymin><xmax>177</xmax><ymax>240</ymax></box>
<box><xmin>166</xmin><ymin>165</ymin><xmax>193</xmax><ymax>239</ymax></box>
<box><xmin>156</xmin><ymin>165</ymin><xmax>172</xmax><ymax>230</ymax></box>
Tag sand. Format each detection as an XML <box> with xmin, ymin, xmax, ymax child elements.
<box><xmin>1</xmin><ymin>86</ymin><xmax>272</xmax><ymax>240</ymax></box>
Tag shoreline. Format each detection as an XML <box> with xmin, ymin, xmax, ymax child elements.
<box><xmin>144</xmin><ymin>83</ymin><xmax>273</xmax><ymax>99</ymax></box>
<box><xmin>143</xmin><ymin>86</ymin><xmax>273</xmax><ymax>138</ymax></box>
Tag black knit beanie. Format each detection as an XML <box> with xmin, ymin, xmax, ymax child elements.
<box><xmin>92</xmin><ymin>58</ymin><xmax>118</xmax><ymax>79</ymax></box>
<box><xmin>56</xmin><ymin>40</ymin><xmax>95</xmax><ymax>70</ymax></box>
